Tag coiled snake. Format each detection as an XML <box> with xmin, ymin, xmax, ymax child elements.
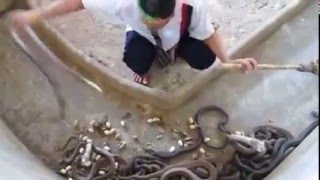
<box><xmin>58</xmin><ymin>107</ymin><xmax>318</xmax><ymax>180</ymax></box>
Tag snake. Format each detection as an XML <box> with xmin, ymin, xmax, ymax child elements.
<box><xmin>159</xmin><ymin>167</ymin><xmax>203</xmax><ymax>180</ymax></box>
<box><xmin>117</xmin><ymin>154</ymin><xmax>166</xmax><ymax>177</ymax></box>
<box><xmin>118</xmin><ymin>159</ymin><xmax>218</xmax><ymax>180</ymax></box>
<box><xmin>57</xmin><ymin>136</ymin><xmax>127</xmax><ymax>180</ymax></box>
<box><xmin>61</xmin><ymin>141</ymin><xmax>87</xmax><ymax>165</ymax></box>
<box><xmin>232</xmin><ymin>124</ymin><xmax>294</xmax><ymax>156</ymax></box>
<box><xmin>195</xmin><ymin>105</ymin><xmax>231</xmax><ymax>148</ymax></box>
<box><xmin>204</xmin><ymin>156</ymin><xmax>224</xmax><ymax>173</ymax></box>
<box><xmin>143</xmin><ymin>105</ymin><xmax>296</xmax><ymax>179</ymax></box>
<box><xmin>71</xmin><ymin>154</ymin><xmax>100</xmax><ymax>180</ymax></box>
<box><xmin>250</xmin><ymin>125</ymin><xmax>294</xmax><ymax>140</ymax></box>
<box><xmin>58</xmin><ymin>108</ymin><xmax>319</xmax><ymax>180</ymax></box>
<box><xmin>195</xmin><ymin>106</ymin><xmax>280</xmax><ymax>158</ymax></box>
<box><xmin>91</xmin><ymin>145</ymin><xmax>128</xmax><ymax>179</ymax></box>
<box><xmin>57</xmin><ymin>137</ymin><xmax>119</xmax><ymax>179</ymax></box>
<box><xmin>61</xmin><ymin>126</ymin><xmax>219</xmax><ymax>180</ymax></box>
<box><xmin>235</xmin><ymin>137</ymin><xmax>286</xmax><ymax>171</ymax></box>
<box><xmin>221</xmin><ymin>111</ymin><xmax>318</xmax><ymax>180</ymax></box>
<box><xmin>231</xmin><ymin>141</ymin><xmax>258</xmax><ymax>156</ymax></box>
<box><xmin>70</xmin><ymin>143</ymin><xmax>127</xmax><ymax>180</ymax></box>
<box><xmin>246</xmin><ymin>119</ymin><xmax>319</xmax><ymax>180</ymax></box>
<box><xmin>218</xmin><ymin>164</ymin><xmax>242</xmax><ymax>180</ymax></box>
<box><xmin>145</xmin><ymin>105</ymin><xmax>230</xmax><ymax>160</ymax></box>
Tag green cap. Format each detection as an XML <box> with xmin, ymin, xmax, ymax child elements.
<box><xmin>139</xmin><ymin>0</ymin><xmax>176</xmax><ymax>19</ymax></box>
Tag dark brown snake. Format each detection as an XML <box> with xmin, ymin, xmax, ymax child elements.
<box><xmin>117</xmin><ymin>155</ymin><xmax>166</xmax><ymax>178</ymax></box>
<box><xmin>145</xmin><ymin>105</ymin><xmax>230</xmax><ymax>160</ymax></box>
<box><xmin>57</xmin><ymin>106</ymin><xmax>318</xmax><ymax>180</ymax></box>
<box><xmin>118</xmin><ymin>159</ymin><xmax>218</xmax><ymax>180</ymax></box>
<box><xmin>231</xmin><ymin>111</ymin><xmax>319</xmax><ymax>180</ymax></box>
<box><xmin>246</xmin><ymin>118</ymin><xmax>319</xmax><ymax>180</ymax></box>
<box><xmin>59</xmin><ymin>139</ymin><xmax>219</xmax><ymax>180</ymax></box>
<box><xmin>57</xmin><ymin>136</ymin><xmax>221</xmax><ymax>180</ymax></box>
<box><xmin>61</xmin><ymin>141</ymin><xmax>86</xmax><ymax>165</ymax></box>
<box><xmin>60</xmin><ymin>140</ymin><xmax>127</xmax><ymax>180</ymax></box>
<box><xmin>160</xmin><ymin>167</ymin><xmax>202</xmax><ymax>180</ymax></box>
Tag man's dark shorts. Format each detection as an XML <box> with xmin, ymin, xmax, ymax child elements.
<box><xmin>123</xmin><ymin>31</ymin><xmax>217</xmax><ymax>75</ymax></box>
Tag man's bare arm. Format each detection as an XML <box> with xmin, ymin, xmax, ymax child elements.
<box><xmin>204</xmin><ymin>31</ymin><xmax>229</xmax><ymax>63</ymax></box>
<box><xmin>204</xmin><ymin>31</ymin><xmax>258</xmax><ymax>73</ymax></box>
<box><xmin>9</xmin><ymin>0</ymin><xmax>84</xmax><ymax>29</ymax></box>
<box><xmin>34</xmin><ymin>0</ymin><xmax>84</xmax><ymax>20</ymax></box>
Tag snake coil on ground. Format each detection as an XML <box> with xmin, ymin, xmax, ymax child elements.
<box><xmin>144</xmin><ymin>105</ymin><xmax>231</xmax><ymax>160</ymax></box>
<box><xmin>57</xmin><ymin>107</ymin><xmax>318</xmax><ymax>180</ymax></box>
<box><xmin>226</xmin><ymin>111</ymin><xmax>319</xmax><ymax>180</ymax></box>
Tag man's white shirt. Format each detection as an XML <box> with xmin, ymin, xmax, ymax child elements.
<box><xmin>82</xmin><ymin>0</ymin><xmax>215</xmax><ymax>51</ymax></box>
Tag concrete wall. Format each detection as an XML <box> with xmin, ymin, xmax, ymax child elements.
<box><xmin>266</xmin><ymin>127</ymin><xmax>319</xmax><ymax>180</ymax></box>
<box><xmin>0</xmin><ymin>119</ymin><xmax>61</xmax><ymax>180</ymax></box>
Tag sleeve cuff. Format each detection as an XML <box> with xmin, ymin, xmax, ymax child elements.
<box><xmin>190</xmin><ymin>27</ymin><xmax>215</xmax><ymax>40</ymax></box>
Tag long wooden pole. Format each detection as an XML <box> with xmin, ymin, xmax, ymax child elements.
<box><xmin>217</xmin><ymin>63</ymin><xmax>301</xmax><ymax>71</ymax></box>
<box><xmin>216</xmin><ymin>60</ymin><xmax>319</xmax><ymax>75</ymax></box>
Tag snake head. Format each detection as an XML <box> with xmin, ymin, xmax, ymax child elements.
<box><xmin>234</xmin><ymin>131</ymin><xmax>246</xmax><ymax>136</ymax></box>
<box><xmin>143</xmin><ymin>147</ymin><xmax>156</xmax><ymax>155</ymax></box>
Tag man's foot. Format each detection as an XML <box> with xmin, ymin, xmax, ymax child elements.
<box><xmin>133</xmin><ymin>73</ymin><xmax>150</xmax><ymax>85</ymax></box>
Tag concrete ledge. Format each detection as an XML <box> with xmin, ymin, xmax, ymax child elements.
<box><xmin>0</xmin><ymin>119</ymin><xmax>62</xmax><ymax>180</ymax></box>
<box><xmin>27</xmin><ymin>0</ymin><xmax>308</xmax><ymax>110</ymax></box>
<box><xmin>228</xmin><ymin>0</ymin><xmax>309</xmax><ymax>59</ymax></box>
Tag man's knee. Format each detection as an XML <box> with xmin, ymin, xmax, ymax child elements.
<box><xmin>191</xmin><ymin>57</ymin><xmax>216</xmax><ymax>70</ymax></box>
<box><xmin>186</xmin><ymin>43</ymin><xmax>216</xmax><ymax>70</ymax></box>
<box><xmin>123</xmin><ymin>51</ymin><xmax>153</xmax><ymax>75</ymax></box>
<box><xmin>178</xmin><ymin>36</ymin><xmax>216</xmax><ymax>70</ymax></box>
<box><xmin>123</xmin><ymin>31</ymin><xmax>155</xmax><ymax>74</ymax></box>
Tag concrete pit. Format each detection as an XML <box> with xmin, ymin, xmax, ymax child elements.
<box><xmin>0</xmin><ymin>0</ymin><xmax>318</xmax><ymax>179</ymax></box>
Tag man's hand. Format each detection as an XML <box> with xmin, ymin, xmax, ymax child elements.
<box><xmin>8</xmin><ymin>10</ymin><xmax>38</xmax><ymax>30</ymax></box>
<box><xmin>8</xmin><ymin>0</ymin><xmax>84</xmax><ymax>31</ymax></box>
<box><xmin>227</xmin><ymin>58</ymin><xmax>258</xmax><ymax>74</ymax></box>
